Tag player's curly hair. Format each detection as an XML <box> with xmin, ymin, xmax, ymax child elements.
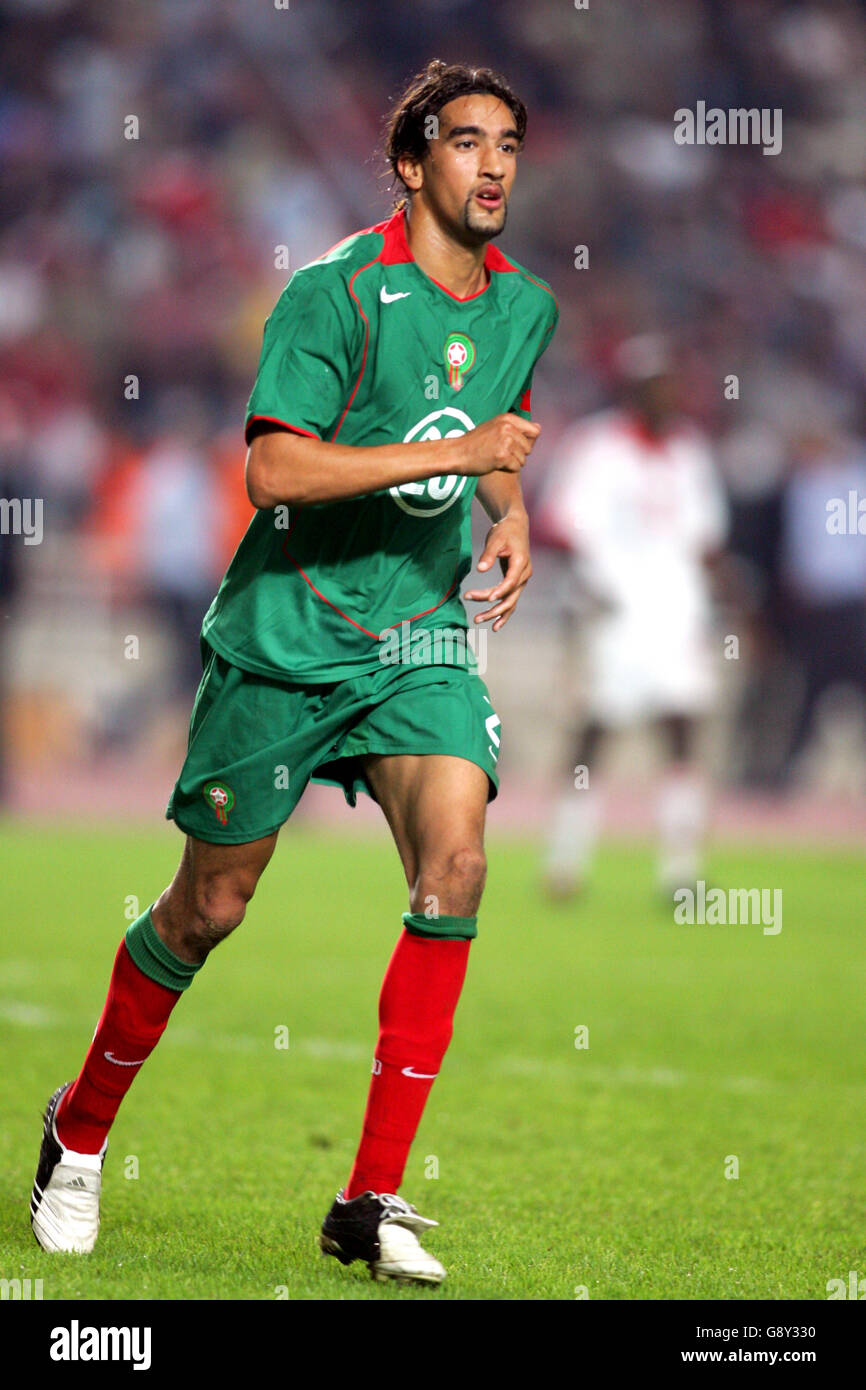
<box><xmin>383</xmin><ymin>59</ymin><xmax>527</xmax><ymax>209</ymax></box>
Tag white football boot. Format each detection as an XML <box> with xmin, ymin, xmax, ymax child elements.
<box><xmin>320</xmin><ymin>1189</ymin><xmax>446</xmax><ymax>1285</ymax></box>
<box><xmin>30</xmin><ymin>1082</ymin><xmax>106</xmax><ymax>1254</ymax></box>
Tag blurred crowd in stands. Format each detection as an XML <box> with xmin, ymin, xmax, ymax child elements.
<box><xmin>1</xmin><ymin>0</ymin><xmax>866</xmax><ymax>795</ymax></box>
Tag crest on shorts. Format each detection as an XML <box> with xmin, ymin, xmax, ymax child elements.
<box><xmin>443</xmin><ymin>332</ymin><xmax>476</xmax><ymax>391</ymax></box>
<box><xmin>203</xmin><ymin>780</ymin><xmax>235</xmax><ymax>826</ymax></box>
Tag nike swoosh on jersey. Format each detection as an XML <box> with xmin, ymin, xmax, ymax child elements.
<box><xmin>104</xmin><ymin>1051</ymin><xmax>147</xmax><ymax>1066</ymax></box>
<box><xmin>400</xmin><ymin>1066</ymin><xmax>438</xmax><ymax>1079</ymax></box>
<box><xmin>380</xmin><ymin>287</ymin><xmax>412</xmax><ymax>303</ymax></box>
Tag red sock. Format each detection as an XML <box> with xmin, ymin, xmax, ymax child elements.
<box><xmin>56</xmin><ymin>939</ymin><xmax>182</xmax><ymax>1154</ymax></box>
<box><xmin>344</xmin><ymin>931</ymin><xmax>470</xmax><ymax>1200</ymax></box>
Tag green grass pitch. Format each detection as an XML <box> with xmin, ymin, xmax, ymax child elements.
<box><xmin>0</xmin><ymin>822</ymin><xmax>862</xmax><ymax>1301</ymax></box>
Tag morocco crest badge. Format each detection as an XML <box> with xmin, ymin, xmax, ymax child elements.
<box><xmin>443</xmin><ymin>332</ymin><xmax>476</xmax><ymax>391</ymax></box>
<box><xmin>203</xmin><ymin>781</ymin><xmax>235</xmax><ymax>826</ymax></box>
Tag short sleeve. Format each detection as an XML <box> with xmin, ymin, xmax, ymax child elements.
<box><xmin>509</xmin><ymin>299</ymin><xmax>559</xmax><ymax>420</ymax></box>
<box><xmin>244</xmin><ymin>271</ymin><xmax>362</xmax><ymax>445</ymax></box>
<box><xmin>509</xmin><ymin>371</ymin><xmax>534</xmax><ymax>420</ymax></box>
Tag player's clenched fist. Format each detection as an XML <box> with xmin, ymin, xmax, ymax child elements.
<box><xmin>452</xmin><ymin>413</ymin><xmax>541</xmax><ymax>476</ymax></box>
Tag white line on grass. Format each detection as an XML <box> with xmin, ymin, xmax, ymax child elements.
<box><xmin>0</xmin><ymin>999</ymin><xmax>58</xmax><ymax>1026</ymax></box>
<box><xmin>0</xmin><ymin>1002</ymin><xmax>815</xmax><ymax>1096</ymax></box>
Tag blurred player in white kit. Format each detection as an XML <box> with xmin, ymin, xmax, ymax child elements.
<box><xmin>538</xmin><ymin>334</ymin><xmax>728</xmax><ymax>897</ymax></box>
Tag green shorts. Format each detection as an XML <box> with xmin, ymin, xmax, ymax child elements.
<box><xmin>166</xmin><ymin>644</ymin><xmax>502</xmax><ymax>844</ymax></box>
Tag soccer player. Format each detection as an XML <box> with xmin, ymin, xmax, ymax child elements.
<box><xmin>30</xmin><ymin>61</ymin><xmax>558</xmax><ymax>1285</ymax></box>
<box><xmin>539</xmin><ymin>335</ymin><xmax>727</xmax><ymax>899</ymax></box>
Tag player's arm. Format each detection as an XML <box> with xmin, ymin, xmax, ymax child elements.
<box><xmin>245</xmin><ymin>414</ymin><xmax>540</xmax><ymax>508</ymax></box>
<box><xmin>464</xmin><ymin>468</ymin><xmax>533</xmax><ymax>632</ymax></box>
<box><xmin>461</xmin><ymin>321</ymin><xmax>554</xmax><ymax>628</ymax></box>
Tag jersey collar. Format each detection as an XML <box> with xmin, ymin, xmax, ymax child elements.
<box><xmin>379</xmin><ymin>206</ymin><xmax>512</xmax><ymax>303</ymax></box>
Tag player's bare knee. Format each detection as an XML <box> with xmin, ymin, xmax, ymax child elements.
<box><xmin>450</xmin><ymin>844</ymin><xmax>487</xmax><ymax>894</ymax></box>
<box><xmin>413</xmin><ymin>843</ymin><xmax>487</xmax><ymax>916</ymax></box>
<box><xmin>155</xmin><ymin>869</ymin><xmax>257</xmax><ymax>961</ymax></box>
<box><xmin>190</xmin><ymin>873</ymin><xmax>255</xmax><ymax>943</ymax></box>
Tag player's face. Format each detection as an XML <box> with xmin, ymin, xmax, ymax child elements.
<box><xmin>636</xmin><ymin>373</ymin><xmax>679</xmax><ymax>424</ymax></box>
<box><xmin>412</xmin><ymin>94</ymin><xmax>520</xmax><ymax>243</ymax></box>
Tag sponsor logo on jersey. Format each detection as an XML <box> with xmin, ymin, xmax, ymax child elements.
<box><xmin>203</xmin><ymin>780</ymin><xmax>235</xmax><ymax>825</ymax></box>
<box><xmin>389</xmin><ymin>406</ymin><xmax>474</xmax><ymax>516</ymax></box>
<box><xmin>443</xmin><ymin>331</ymin><xmax>476</xmax><ymax>390</ymax></box>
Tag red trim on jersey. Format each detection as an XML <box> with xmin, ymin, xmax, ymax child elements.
<box><xmin>520</xmin><ymin>387</ymin><xmax>531</xmax><ymax>412</ymax></box>
<box><xmin>379</xmin><ymin>207</ymin><xmax>532</xmax><ymax>300</ymax></box>
<box><xmin>280</xmin><ymin>532</ymin><xmax>462</xmax><ymax>640</ymax></box>
<box><xmin>426</xmin><ymin>270</ymin><xmax>489</xmax><ymax>302</ymax></box>
<box><xmin>245</xmin><ymin>414</ymin><xmax>321</xmax><ymax>445</ymax></box>
<box><xmin>329</xmin><ymin>256</ymin><xmax>379</xmax><ymax>443</ymax></box>
<box><xmin>378</xmin><ymin>209</ymin><xmax>415</xmax><ymax>267</ymax></box>
<box><xmin>515</xmin><ymin>266</ymin><xmax>559</xmax><ymax>305</ymax></box>
<box><xmin>483</xmin><ymin>242</ymin><xmax>515</xmax><ymax>273</ymax></box>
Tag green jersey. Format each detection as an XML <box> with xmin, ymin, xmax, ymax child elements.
<box><xmin>201</xmin><ymin>206</ymin><xmax>559</xmax><ymax>682</ymax></box>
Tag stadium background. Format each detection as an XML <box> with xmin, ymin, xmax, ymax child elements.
<box><xmin>2</xmin><ymin>0</ymin><xmax>866</xmax><ymax>831</ymax></box>
<box><xmin>1</xmin><ymin>0</ymin><xmax>865</xmax><ymax>1303</ymax></box>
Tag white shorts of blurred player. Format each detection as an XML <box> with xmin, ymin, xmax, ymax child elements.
<box><xmin>546</xmin><ymin>605</ymin><xmax>716</xmax><ymax>897</ymax></box>
<box><xmin>584</xmin><ymin>607</ymin><xmax>716</xmax><ymax>726</ymax></box>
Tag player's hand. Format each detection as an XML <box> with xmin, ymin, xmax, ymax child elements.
<box><xmin>452</xmin><ymin>414</ymin><xmax>541</xmax><ymax>477</ymax></box>
<box><xmin>465</xmin><ymin>511</ymin><xmax>532</xmax><ymax>631</ymax></box>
